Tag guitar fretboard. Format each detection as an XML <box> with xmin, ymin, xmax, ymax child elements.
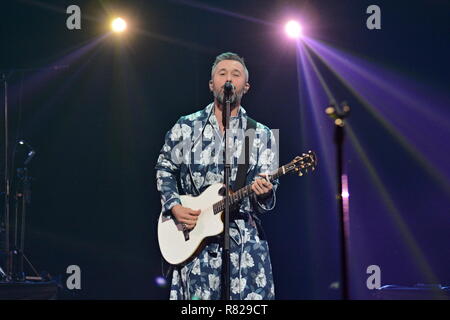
<box><xmin>212</xmin><ymin>164</ymin><xmax>292</xmax><ymax>214</ymax></box>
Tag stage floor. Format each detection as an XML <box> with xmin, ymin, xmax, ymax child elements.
<box><xmin>0</xmin><ymin>281</ymin><xmax>58</xmax><ymax>300</ymax></box>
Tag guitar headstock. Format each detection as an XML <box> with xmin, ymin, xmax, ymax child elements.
<box><xmin>286</xmin><ymin>151</ymin><xmax>318</xmax><ymax>176</ymax></box>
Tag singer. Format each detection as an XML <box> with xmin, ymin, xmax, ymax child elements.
<box><xmin>155</xmin><ymin>52</ymin><xmax>279</xmax><ymax>300</ymax></box>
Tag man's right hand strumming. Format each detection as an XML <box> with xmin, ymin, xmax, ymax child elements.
<box><xmin>171</xmin><ymin>204</ymin><xmax>201</xmax><ymax>230</ymax></box>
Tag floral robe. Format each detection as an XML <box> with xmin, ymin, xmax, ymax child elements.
<box><xmin>155</xmin><ymin>102</ymin><xmax>279</xmax><ymax>300</ymax></box>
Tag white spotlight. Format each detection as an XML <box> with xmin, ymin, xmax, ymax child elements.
<box><xmin>285</xmin><ymin>20</ymin><xmax>302</xmax><ymax>39</ymax></box>
<box><xmin>111</xmin><ymin>17</ymin><xmax>127</xmax><ymax>33</ymax></box>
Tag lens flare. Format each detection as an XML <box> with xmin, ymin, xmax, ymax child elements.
<box><xmin>285</xmin><ymin>20</ymin><xmax>302</xmax><ymax>39</ymax></box>
<box><xmin>111</xmin><ymin>17</ymin><xmax>127</xmax><ymax>33</ymax></box>
<box><xmin>155</xmin><ymin>276</ymin><xmax>167</xmax><ymax>287</ymax></box>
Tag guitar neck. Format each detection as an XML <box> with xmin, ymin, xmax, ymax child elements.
<box><xmin>213</xmin><ymin>164</ymin><xmax>291</xmax><ymax>214</ymax></box>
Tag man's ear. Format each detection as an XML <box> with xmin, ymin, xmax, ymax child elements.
<box><xmin>244</xmin><ymin>82</ymin><xmax>250</xmax><ymax>94</ymax></box>
<box><xmin>209</xmin><ymin>80</ymin><xmax>213</xmax><ymax>92</ymax></box>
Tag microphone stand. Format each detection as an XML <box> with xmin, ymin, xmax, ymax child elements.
<box><xmin>221</xmin><ymin>85</ymin><xmax>232</xmax><ymax>300</ymax></box>
<box><xmin>2</xmin><ymin>73</ymin><xmax>12</xmax><ymax>281</ymax></box>
<box><xmin>326</xmin><ymin>102</ymin><xmax>351</xmax><ymax>300</ymax></box>
<box><xmin>1</xmin><ymin>66</ymin><xmax>65</xmax><ymax>282</ymax></box>
<box><xmin>14</xmin><ymin>165</ymin><xmax>39</xmax><ymax>281</ymax></box>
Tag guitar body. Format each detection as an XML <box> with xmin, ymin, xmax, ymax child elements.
<box><xmin>157</xmin><ymin>151</ymin><xmax>317</xmax><ymax>266</ymax></box>
<box><xmin>157</xmin><ymin>183</ymin><xmax>225</xmax><ymax>265</ymax></box>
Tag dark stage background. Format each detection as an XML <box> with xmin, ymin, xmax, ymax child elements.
<box><xmin>0</xmin><ymin>0</ymin><xmax>449</xmax><ymax>299</ymax></box>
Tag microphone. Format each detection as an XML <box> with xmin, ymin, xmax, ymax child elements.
<box><xmin>224</xmin><ymin>81</ymin><xmax>235</xmax><ymax>94</ymax></box>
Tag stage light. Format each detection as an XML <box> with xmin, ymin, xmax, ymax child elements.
<box><xmin>342</xmin><ymin>174</ymin><xmax>350</xmax><ymax>199</ymax></box>
<box><xmin>155</xmin><ymin>276</ymin><xmax>167</xmax><ymax>287</ymax></box>
<box><xmin>111</xmin><ymin>17</ymin><xmax>127</xmax><ymax>33</ymax></box>
<box><xmin>285</xmin><ymin>20</ymin><xmax>302</xmax><ymax>39</ymax></box>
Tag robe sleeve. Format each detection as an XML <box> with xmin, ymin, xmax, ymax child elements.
<box><xmin>155</xmin><ymin>118</ymin><xmax>184</xmax><ymax>217</ymax></box>
<box><xmin>251</xmin><ymin>127</ymin><xmax>279</xmax><ymax>213</ymax></box>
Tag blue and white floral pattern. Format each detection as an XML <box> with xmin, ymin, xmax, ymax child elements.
<box><xmin>155</xmin><ymin>103</ymin><xmax>279</xmax><ymax>300</ymax></box>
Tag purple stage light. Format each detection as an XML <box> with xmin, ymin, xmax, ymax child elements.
<box><xmin>155</xmin><ymin>276</ymin><xmax>167</xmax><ymax>287</ymax></box>
<box><xmin>342</xmin><ymin>174</ymin><xmax>350</xmax><ymax>239</ymax></box>
<box><xmin>303</xmin><ymin>37</ymin><xmax>450</xmax><ymax>185</ymax></box>
<box><xmin>285</xmin><ymin>20</ymin><xmax>302</xmax><ymax>39</ymax></box>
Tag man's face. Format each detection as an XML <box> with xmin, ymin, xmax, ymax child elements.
<box><xmin>210</xmin><ymin>59</ymin><xmax>250</xmax><ymax>107</ymax></box>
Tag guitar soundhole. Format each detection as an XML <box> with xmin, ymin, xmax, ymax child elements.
<box><xmin>218</xmin><ymin>186</ymin><xmax>226</xmax><ymax>197</ymax></box>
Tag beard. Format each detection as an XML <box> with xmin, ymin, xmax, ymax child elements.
<box><xmin>213</xmin><ymin>88</ymin><xmax>244</xmax><ymax>108</ymax></box>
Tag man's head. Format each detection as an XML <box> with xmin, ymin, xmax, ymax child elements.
<box><xmin>209</xmin><ymin>52</ymin><xmax>250</xmax><ymax>108</ymax></box>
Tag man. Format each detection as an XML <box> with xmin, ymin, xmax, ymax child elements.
<box><xmin>155</xmin><ymin>52</ymin><xmax>279</xmax><ymax>300</ymax></box>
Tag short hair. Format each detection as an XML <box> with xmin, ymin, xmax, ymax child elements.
<box><xmin>211</xmin><ymin>52</ymin><xmax>249</xmax><ymax>82</ymax></box>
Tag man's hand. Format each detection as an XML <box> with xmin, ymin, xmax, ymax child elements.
<box><xmin>171</xmin><ymin>204</ymin><xmax>201</xmax><ymax>230</ymax></box>
<box><xmin>251</xmin><ymin>174</ymin><xmax>273</xmax><ymax>199</ymax></box>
